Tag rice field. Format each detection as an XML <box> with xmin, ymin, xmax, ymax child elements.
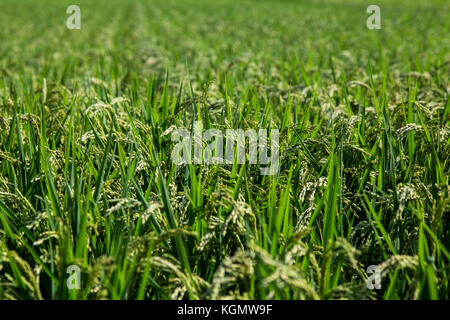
<box><xmin>0</xmin><ymin>0</ymin><xmax>449</xmax><ymax>300</ymax></box>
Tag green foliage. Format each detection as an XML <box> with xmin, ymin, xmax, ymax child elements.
<box><xmin>0</xmin><ymin>0</ymin><xmax>449</xmax><ymax>300</ymax></box>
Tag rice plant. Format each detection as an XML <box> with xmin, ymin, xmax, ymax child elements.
<box><xmin>0</xmin><ymin>0</ymin><xmax>448</xmax><ymax>300</ymax></box>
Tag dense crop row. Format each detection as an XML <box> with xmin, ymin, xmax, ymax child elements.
<box><xmin>0</xmin><ymin>0</ymin><xmax>448</xmax><ymax>299</ymax></box>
